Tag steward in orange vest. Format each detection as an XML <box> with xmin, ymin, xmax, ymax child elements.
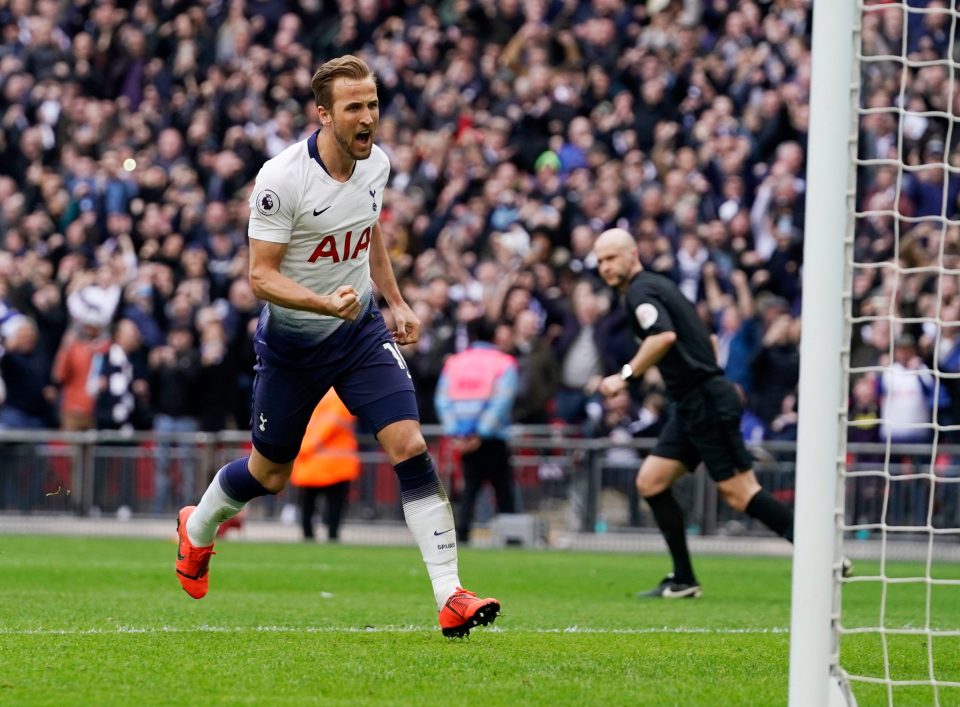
<box><xmin>291</xmin><ymin>389</ymin><xmax>359</xmax><ymax>540</ymax></box>
<box><xmin>291</xmin><ymin>389</ymin><xmax>360</xmax><ymax>487</ymax></box>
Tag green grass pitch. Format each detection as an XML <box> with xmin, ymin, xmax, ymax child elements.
<box><xmin>1</xmin><ymin>536</ymin><xmax>958</xmax><ymax>706</ymax></box>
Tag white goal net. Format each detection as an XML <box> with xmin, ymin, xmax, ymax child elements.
<box><xmin>832</xmin><ymin>1</ymin><xmax>960</xmax><ymax>705</ymax></box>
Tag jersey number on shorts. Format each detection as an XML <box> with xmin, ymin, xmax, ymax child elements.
<box><xmin>382</xmin><ymin>342</ymin><xmax>412</xmax><ymax>379</ymax></box>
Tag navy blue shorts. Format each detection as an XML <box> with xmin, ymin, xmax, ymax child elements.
<box><xmin>250</xmin><ymin>301</ymin><xmax>418</xmax><ymax>463</ymax></box>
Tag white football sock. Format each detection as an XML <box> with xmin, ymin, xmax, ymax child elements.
<box><xmin>402</xmin><ymin>486</ymin><xmax>462</xmax><ymax>609</ymax></box>
<box><xmin>186</xmin><ymin>469</ymin><xmax>246</xmax><ymax>547</ymax></box>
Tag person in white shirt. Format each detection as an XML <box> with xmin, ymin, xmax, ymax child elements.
<box><xmin>174</xmin><ymin>55</ymin><xmax>499</xmax><ymax>638</ymax></box>
<box><xmin>878</xmin><ymin>333</ymin><xmax>935</xmax><ymax>526</ymax></box>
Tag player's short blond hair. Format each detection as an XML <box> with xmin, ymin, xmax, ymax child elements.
<box><xmin>311</xmin><ymin>55</ymin><xmax>376</xmax><ymax>110</ymax></box>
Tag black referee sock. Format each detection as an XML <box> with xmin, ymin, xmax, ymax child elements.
<box><xmin>645</xmin><ymin>489</ymin><xmax>697</xmax><ymax>585</ymax></box>
<box><xmin>745</xmin><ymin>489</ymin><xmax>795</xmax><ymax>542</ymax></box>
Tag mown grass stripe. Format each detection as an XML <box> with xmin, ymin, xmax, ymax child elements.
<box><xmin>0</xmin><ymin>625</ymin><xmax>791</xmax><ymax>636</ymax></box>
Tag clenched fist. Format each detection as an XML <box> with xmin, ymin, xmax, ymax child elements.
<box><xmin>327</xmin><ymin>285</ymin><xmax>362</xmax><ymax>321</ymax></box>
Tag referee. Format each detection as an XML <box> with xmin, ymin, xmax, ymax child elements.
<box><xmin>594</xmin><ymin>228</ymin><xmax>795</xmax><ymax>598</ymax></box>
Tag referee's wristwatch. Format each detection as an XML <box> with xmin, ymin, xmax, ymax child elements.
<box><xmin>620</xmin><ymin>364</ymin><xmax>634</xmax><ymax>381</ymax></box>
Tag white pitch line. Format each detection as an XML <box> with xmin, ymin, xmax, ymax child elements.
<box><xmin>0</xmin><ymin>625</ymin><xmax>791</xmax><ymax>637</ymax></box>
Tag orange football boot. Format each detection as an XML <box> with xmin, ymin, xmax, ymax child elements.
<box><xmin>438</xmin><ymin>587</ymin><xmax>500</xmax><ymax>638</ymax></box>
<box><xmin>176</xmin><ymin>506</ymin><xmax>215</xmax><ymax>599</ymax></box>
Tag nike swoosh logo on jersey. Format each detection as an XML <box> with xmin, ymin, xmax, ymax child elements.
<box><xmin>313</xmin><ymin>205</ymin><xmax>332</xmax><ymax>216</ymax></box>
<box><xmin>433</xmin><ymin>528</ymin><xmax>454</xmax><ymax>536</ymax></box>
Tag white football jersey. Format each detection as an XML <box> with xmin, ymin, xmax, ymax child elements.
<box><xmin>248</xmin><ymin>131</ymin><xmax>389</xmax><ymax>339</ymax></box>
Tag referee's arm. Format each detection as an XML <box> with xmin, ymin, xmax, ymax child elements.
<box><xmin>599</xmin><ymin>330</ymin><xmax>676</xmax><ymax>397</ymax></box>
<box><xmin>624</xmin><ymin>330</ymin><xmax>677</xmax><ymax>381</ymax></box>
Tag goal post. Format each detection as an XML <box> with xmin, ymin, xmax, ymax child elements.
<box><xmin>789</xmin><ymin>1</ymin><xmax>858</xmax><ymax>706</ymax></box>
<box><xmin>791</xmin><ymin>1</ymin><xmax>960</xmax><ymax>704</ymax></box>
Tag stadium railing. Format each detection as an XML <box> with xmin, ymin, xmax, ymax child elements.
<box><xmin>0</xmin><ymin>428</ymin><xmax>954</xmax><ymax>548</ymax></box>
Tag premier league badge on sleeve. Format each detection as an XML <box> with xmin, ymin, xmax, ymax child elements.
<box><xmin>256</xmin><ymin>189</ymin><xmax>280</xmax><ymax>216</ymax></box>
<box><xmin>635</xmin><ymin>303</ymin><xmax>659</xmax><ymax>330</ymax></box>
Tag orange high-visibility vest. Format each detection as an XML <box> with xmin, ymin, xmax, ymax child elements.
<box><xmin>290</xmin><ymin>390</ymin><xmax>361</xmax><ymax>488</ymax></box>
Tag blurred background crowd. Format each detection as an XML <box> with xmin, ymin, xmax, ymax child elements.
<box><xmin>0</xmin><ymin>0</ymin><xmax>956</xmax><ymax>481</ymax></box>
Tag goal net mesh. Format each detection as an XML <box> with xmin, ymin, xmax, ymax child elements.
<box><xmin>842</xmin><ymin>1</ymin><xmax>960</xmax><ymax>704</ymax></box>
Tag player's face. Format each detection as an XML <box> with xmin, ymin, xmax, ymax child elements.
<box><xmin>595</xmin><ymin>242</ymin><xmax>637</xmax><ymax>291</ymax></box>
<box><xmin>327</xmin><ymin>76</ymin><xmax>379</xmax><ymax>161</ymax></box>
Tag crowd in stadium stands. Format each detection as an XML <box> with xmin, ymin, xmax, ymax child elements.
<box><xmin>849</xmin><ymin>1</ymin><xmax>960</xmax><ymax>528</ymax></box>
<box><xmin>0</xmin><ymin>0</ymin><xmax>955</xmax><ymax>487</ymax></box>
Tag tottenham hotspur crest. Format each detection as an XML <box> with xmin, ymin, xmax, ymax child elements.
<box><xmin>259</xmin><ymin>412</ymin><xmax>268</xmax><ymax>431</ymax></box>
<box><xmin>370</xmin><ymin>189</ymin><xmax>377</xmax><ymax>212</ymax></box>
<box><xmin>256</xmin><ymin>189</ymin><xmax>280</xmax><ymax>216</ymax></box>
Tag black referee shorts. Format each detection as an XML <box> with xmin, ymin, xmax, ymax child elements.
<box><xmin>650</xmin><ymin>376</ymin><xmax>754</xmax><ymax>482</ymax></box>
